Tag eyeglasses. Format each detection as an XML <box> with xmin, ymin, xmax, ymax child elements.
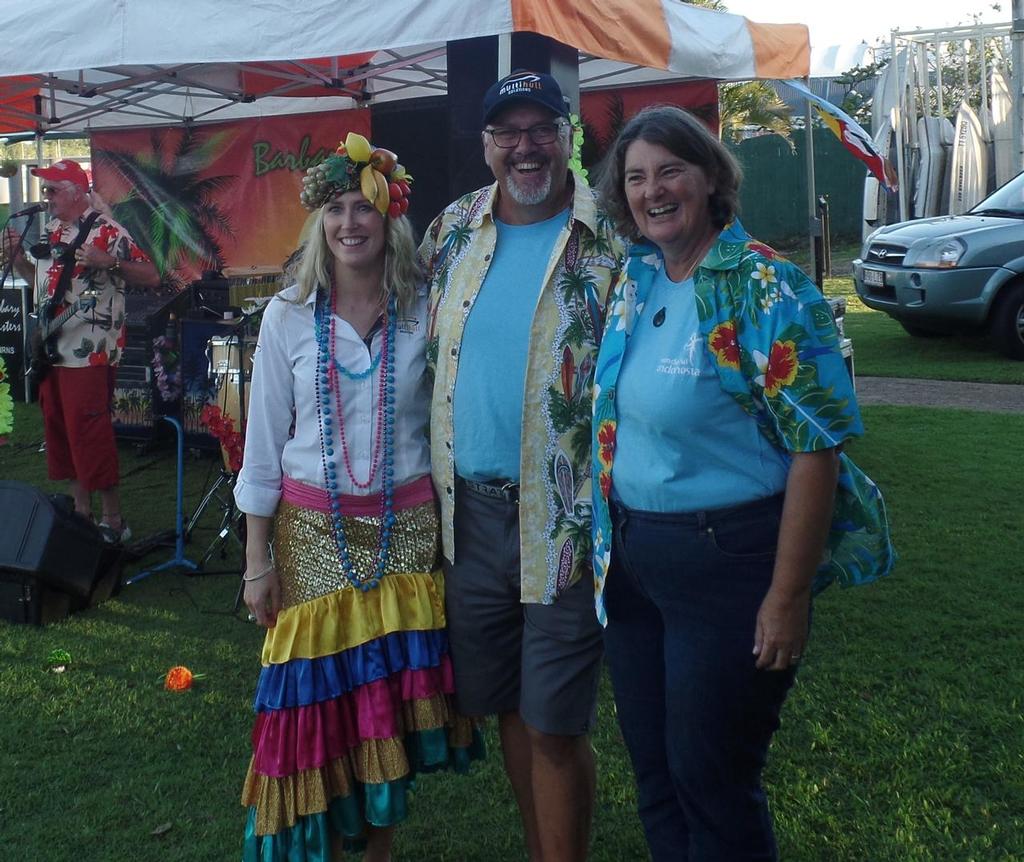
<box><xmin>40</xmin><ymin>185</ymin><xmax>62</xmax><ymax>195</ymax></box>
<box><xmin>483</xmin><ymin>121</ymin><xmax>567</xmax><ymax>149</ymax></box>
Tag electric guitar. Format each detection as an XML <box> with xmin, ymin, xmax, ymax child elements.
<box><xmin>26</xmin><ymin>291</ymin><xmax>99</xmax><ymax>382</ymax></box>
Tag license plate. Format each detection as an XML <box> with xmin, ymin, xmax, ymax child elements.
<box><xmin>862</xmin><ymin>268</ymin><xmax>885</xmax><ymax>287</ymax></box>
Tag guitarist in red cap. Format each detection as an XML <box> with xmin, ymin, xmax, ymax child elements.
<box><xmin>6</xmin><ymin>159</ymin><xmax>159</xmax><ymax>543</ymax></box>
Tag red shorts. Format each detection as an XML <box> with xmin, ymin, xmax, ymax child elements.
<box><xmin>38</xmin><ymin>365</ymin><xmax>119</xmax><ymax>492</ymax></box>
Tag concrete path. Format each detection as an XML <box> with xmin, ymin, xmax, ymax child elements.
<box><xmin>856</xmin><ymin>376</ymin><xmax>1024</xmax><ymax>413</ymax></box>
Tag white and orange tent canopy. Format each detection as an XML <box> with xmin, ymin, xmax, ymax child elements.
<box><xmin>0</xmin><ymin>0</ymin><xmax>809</xmax><ymax>134</ymax></box>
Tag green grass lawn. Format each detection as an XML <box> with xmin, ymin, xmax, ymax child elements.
<box><xmin>825</xmin><ymin>278</ymin><xmax>1024</xmax><ymax>385</ymax></box>
<box><xmin>1</xmin><ymin>401</ymin><xmax>1022</xmax><ymax>861</ymax></box>
<box><xmin>776</xmin><ymin>237</ymin><xmax>1024</xmax><ymax>385</ymax></box>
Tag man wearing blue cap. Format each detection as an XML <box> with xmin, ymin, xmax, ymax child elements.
<box><xmin>420</xmin><ymin>70</ymin><xmax>625</xmax><ymax>861</ymax></box>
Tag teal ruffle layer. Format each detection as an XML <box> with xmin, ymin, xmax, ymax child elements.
<box><xmin>243</xmin><ymin>727</ymin><xmax>485</xmax><ymax>860</ymax></box>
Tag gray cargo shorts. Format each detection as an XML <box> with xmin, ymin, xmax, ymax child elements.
<box><xmin>443</xmin><ymin>477</ymin><xmax>603</xmax><ymax>736</ymax></box>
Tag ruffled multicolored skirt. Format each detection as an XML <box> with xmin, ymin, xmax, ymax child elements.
<box><xmin>241</xmin><ymin>475</ymin><xmax>483</xmax><ymax>860</ymax></box>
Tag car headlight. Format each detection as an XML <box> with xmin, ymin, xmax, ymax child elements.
<box><xmin>907</xmin><ymin>237</ymin><xmax>967</xmax><ymax>269</ymax></box>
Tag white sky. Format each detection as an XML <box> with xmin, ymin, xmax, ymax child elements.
<box><xmin>725</xmin><ymin>1</ymin><xmax>1008</xmax><ymax>50</ymax></box>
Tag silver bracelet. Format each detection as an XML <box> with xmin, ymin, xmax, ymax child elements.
<box><xmin>242</xmin><ymin>561</ymin><xmax>275</xmax><ymax>582</ymax></box>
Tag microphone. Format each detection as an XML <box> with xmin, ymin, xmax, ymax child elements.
<box><xmin>11</xmin><ymin>203</ymin><xmax>47</xmax><ymax>217</ymax></box>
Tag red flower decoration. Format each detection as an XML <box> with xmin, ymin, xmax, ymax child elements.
<box><xmin>747</xmin><ymin>241</ymin><xmax>778</xmax><ymax>260</ymax></box>
<box><xmin>95</xmin><ymin>223</ymin><xmax>119</xmax><ymax>252</ymax></box>
<box><xmin>709</xmin><ymin>322</ymin><xmax>741</xmax><ymax>370</ymax></box>
<box><xmin>163</xmin><ymin>665</ymin><xmax>205</xmax><ymax>691</ymax></box>
<box><xmin>88</xmin><ymin>350</ymin><xmax>109</xmax><ymax>366</ymax></box>
<box><xmin>763</xmin><ymin>340</ymin><xmax>799</xmax><ymax>396</ymax></box>
<box><xmin>45</xmin><ymin>265</ymin><xmax>61</xmax><ymax>297</ymax></box>
<box><xmin>599</xmin><ymin>471</ymin><xmax>612</xmax><ymax>499</ymax></box>
<box><xmin>597</xmin><ymin>421</ymin><xmax>616</xmax><ymax>469</ymax></box>
<box><xmin>201</xmin><ymin>404</ymin><xmax>244</xmax><ymax>472</ymax></box>
<box><xmin>164</xmin><ymin>666</ymin><xmax>195</xmax><ymax>691</ymax></box>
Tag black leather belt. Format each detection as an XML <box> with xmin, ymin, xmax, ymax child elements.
<box><xmin>459</xmin><ymin>477</ymin><xmax>520</xmax><ymax>504</ymax></box>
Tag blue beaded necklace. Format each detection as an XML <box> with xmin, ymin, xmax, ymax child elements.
<box><xmin>314</xmin><ymin>285</ymin><xmax>397</xmax><ymax>592</ymax></box>
<box><xmin>334</xmin><ymin>348</ymin><xmax>381</xmax><ymax>381</ymax></box>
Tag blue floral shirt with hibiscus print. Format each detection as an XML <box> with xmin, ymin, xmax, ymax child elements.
<box><xmin>592</xmin><ymin>220</ymin><xmax>895</xmax><ymax>625</ymax></box>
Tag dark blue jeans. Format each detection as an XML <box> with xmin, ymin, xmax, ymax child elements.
<box><xmin>604</xmin><ymin>494</ymin><xmax>798</xmax><ymax>862</ymax></box>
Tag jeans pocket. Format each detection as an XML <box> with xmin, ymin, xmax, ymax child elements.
<box><xmin>706</xmin><ymin>512</ymin><xmax>779</xmax><ymax>561</ymax></box>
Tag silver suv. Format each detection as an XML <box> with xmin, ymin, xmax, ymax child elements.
<box><xmin>853</xmin><ymin>171</ymin><xmax>1024</xmax><ymax>359</ymax></box>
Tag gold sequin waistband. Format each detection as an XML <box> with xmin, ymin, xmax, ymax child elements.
<box><xmin>273</xmin><ymin>498</ymin><xmax>440</xmax><ymax>607</ymax></box>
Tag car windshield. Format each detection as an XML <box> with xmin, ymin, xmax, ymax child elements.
<box><xmin>970</xmin><ymin>171</ymin><xmax>1024</xmax><ymax>215</ymax></box>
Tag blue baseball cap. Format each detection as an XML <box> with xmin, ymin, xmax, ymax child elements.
<box><xmin>482</xmin><ymin>70</ymin><xmax>570</xmax><ymax>126</ymax></box>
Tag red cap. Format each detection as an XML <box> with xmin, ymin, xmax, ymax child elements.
<box><xmin>31</xmin><ymin>159</ymin><xmax>90</xmax><ymax>192</ymax></box>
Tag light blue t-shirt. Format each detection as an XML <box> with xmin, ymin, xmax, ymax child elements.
<box><xmin>453</xmin><ymin>209</ymin><xmax>567</xmax><ymax>481</ymax></box>
<box><xmin>612</xmin><ymin>268</ymin><xmax>790</xmax><ymax>512</ymax></box>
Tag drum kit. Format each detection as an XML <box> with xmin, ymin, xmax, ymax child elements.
<box><xmin>206</xmin><ymin>332</ymin><xmax>256</xmax><ymax>468</ymax></box>
<box><xmin>182</xmin><ymin>322</ymin><xmax>259</xmax><ymax>571</ymax></box>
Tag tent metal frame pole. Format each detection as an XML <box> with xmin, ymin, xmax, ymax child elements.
<box><xmin>498</xmin><ymin>34</ymin><xmax>511</xmax><ymax>79</ymax></box>
<box><xmin>21</xmin><ymin>133</ymin><xmax>45</xmax><ymax>402</ymax></box>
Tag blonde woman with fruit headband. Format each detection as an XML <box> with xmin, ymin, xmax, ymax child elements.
<box><xmin>234</xmin><ymin>132</ymin><xmax>483</xmax><ymax>862</ymax></box>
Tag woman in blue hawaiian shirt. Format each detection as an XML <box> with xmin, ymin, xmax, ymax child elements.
<box><xmin>591</xmin><ymin>106</ymin><xmax>894</xmax><ymax>861</ymax></box>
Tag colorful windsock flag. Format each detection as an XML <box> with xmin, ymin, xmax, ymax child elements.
<box><xmin>781</xmin><ymin>79</ymin><xmax>897</xmax><ymax>191</ymax></box>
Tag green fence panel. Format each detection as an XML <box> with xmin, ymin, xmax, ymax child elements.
<box><xmin>727</xmin><ymin>128</ymin><xmax>867</xmax><ymax>245</ymax></box>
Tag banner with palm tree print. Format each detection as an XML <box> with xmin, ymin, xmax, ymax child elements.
<box><xmin>91</xmin><ymin>109</ymin><xmax>371</xmax><ymax>286</ymax></box>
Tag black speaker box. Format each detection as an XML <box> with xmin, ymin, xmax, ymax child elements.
<box><xmin>0</xmin><ymin>574</ymin><xmax>77</xmax><ymax>625</ymax></box>
<box><xmin>0</xmin><ymin>482</ymin><xmax>110</xmax><ymax>605</ymax></box>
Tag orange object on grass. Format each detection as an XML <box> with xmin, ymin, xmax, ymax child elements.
<box><xmin>164</xmin><ymin>666</ymin><xmax>198</xmax><ymax>691</ymax></box>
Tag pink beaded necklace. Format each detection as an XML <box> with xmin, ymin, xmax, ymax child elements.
<box><xmin>325</xmin><ymin>288</ymin><xmax>390</xmax><ymax>490</ymax></box>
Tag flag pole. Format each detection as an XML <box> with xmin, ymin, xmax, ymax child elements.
<box><xmin>804</xmin><ymin>76</ymin><xmax>821</xmax><ymax>289</ymax></box>
<box><xmin>1013</xmin><ymin>0</ymin><xmax>1024</xmax><ymax>176</ymax></box>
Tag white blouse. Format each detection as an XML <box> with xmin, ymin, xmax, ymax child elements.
<box><xmin>233</xmin><ymin>283</ymin><xmax>431</xmax><ymax>517</ymax></box>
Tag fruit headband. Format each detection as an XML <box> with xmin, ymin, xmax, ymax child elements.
<box><xmin>300</xmin><ymin>132</ymin><xmax>413</xmax><ymax>218</ymax></box>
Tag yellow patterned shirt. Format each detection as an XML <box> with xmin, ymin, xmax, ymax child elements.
<box><xmin>420</xmin><ymin>180</ymin><xmax>625</xmax><ymax>604</ymax></box>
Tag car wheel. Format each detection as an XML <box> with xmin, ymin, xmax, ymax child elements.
<box><xmin>899</xmin><ymin>322</ymin><xmax>953</xmax><ymax>338</ymax></box>
<box><xmin>990</xmin><ymin>282</ymin><xmax>1024</xmax><ymax>360</ymax></box>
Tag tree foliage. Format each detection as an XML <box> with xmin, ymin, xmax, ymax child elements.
<box><xmin>687</xmin><ymin>0</ymin><xmax>794</xmax><ymax>146</ymax></box>
<box><xmin>719</xmin><ymin>81</ymin><xmax>794</xmax><ymax>147</ymax></box>
<box><xmin>835</xmin><ymin>60</ymin><xmax>889</xmax><ymax>127</ymax></box>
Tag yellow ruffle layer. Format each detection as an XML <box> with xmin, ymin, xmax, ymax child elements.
<box><xmin>261</xmin><ymin>569</ymin><xmax>446</xmax><ymax>665</ymax></box>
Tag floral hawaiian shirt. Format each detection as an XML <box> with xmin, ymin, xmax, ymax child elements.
<box><xmin>33</xmin><ymin>209</ymin><xmax>150</xmax><ymax>368</ymax></box>
<box><xmin>592</xmin><ymin>220</ymin><xmax>895</xmax><ymax>625</ymax></box>
<box><xmin>421</xmin><ymin>180</ymin><xmax>625</xmax><ymax>604</ymax></box>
